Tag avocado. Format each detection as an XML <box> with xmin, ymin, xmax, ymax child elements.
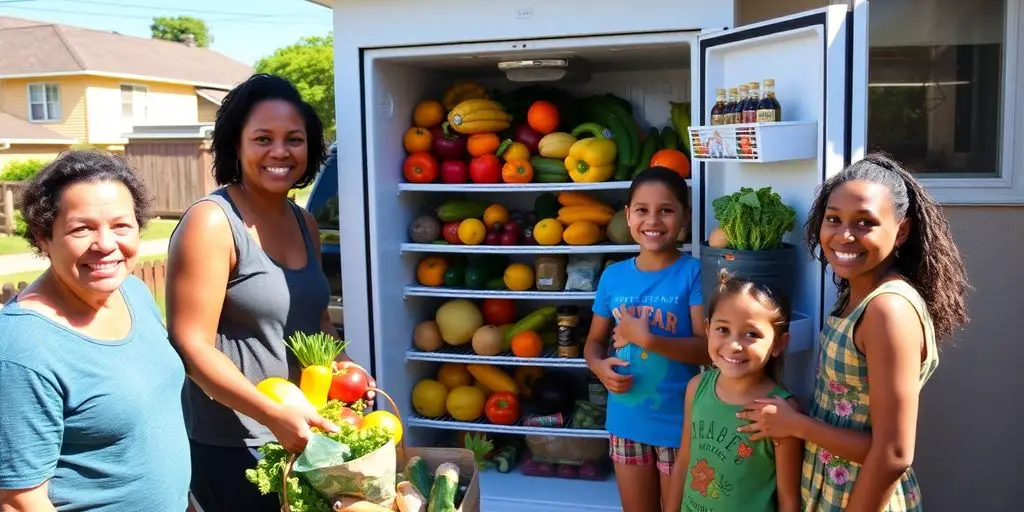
<box><xmin>443</xmin><ymin>265</ymin><xmax>466</xmax><ymax>287</ymax></box>
<box><xmin>464</xmin><ymin>264</ymin><xmax>488</xmax><ymax>289</ymax></box>
<box><xmin>606</xmin><ymin>210</ymin><xmax>634</xmax><ymax>245</ymax></box>
<box><xmin>533</xmin><ymin>192</ymin><xmax>560</xmax><ymax>220</ymax></box>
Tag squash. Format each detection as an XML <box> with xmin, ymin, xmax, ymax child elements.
<box><xmin>563</xmin><ymin>221</ymin><xmax>602</xmax><ymax>245</ymax></box>
<box><xmin>405</xmin><ymin>456</ymin><xmax>434</xmax><ymax>498</ymax></box>
<box><xmin>557</xmin><ymin>205</ymin><xmax>615</xmax><ymax>226</ymax></box>
<box><xmin>556</xmin><ymin>191</ymin><xmax>612</xmax><ymax>210</ymax></box>
<box><xmin>427</xmin><ymin>463</ymin><xmax>460</xmax><ymax>512</ymax></box>
<box><xmin>465</xmin><ymin>364</ymin><xmax>518</xmax><ymax>395</ymax></box>
<box><xmin>442</xmin><ymin>81</ymin><xmax>489</xmax><ymax>111</ymax></box>
<box><xmin>447</xmin><ymin>99</ymin><xmax>511</xmax><ymax>134</ymax></box>
<box><xmin>537</xmin><ymin>132</ymin><xmax>577</xmax><ymax>159</ymax></box>
<box><xmin>396</xmin><ymin>481</ymin><xmax>428</xmax><ymax>512</ymax></box>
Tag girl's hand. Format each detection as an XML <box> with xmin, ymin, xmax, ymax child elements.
<box><xmin>264</xmin><ymin>402</ymin><xmax>339</xmax><ymax>453</ymax></box>
<box><xmin>737</xmin><ymin>397</ymin><xmax>805</xmax><ymax>441</ymax></box>
<box><xmin>595</xmin><ymin>357</ymin><xmax>633</xmax><ymax>394</ymax></box>
<box><xmin>612</xmin><ymin>304</ymin><xmax>652</xmax><ymax>349</ymax></box>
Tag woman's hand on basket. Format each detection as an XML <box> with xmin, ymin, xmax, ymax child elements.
<box><xmin>265</xmin><ymin>402</ymin><xmax>339</xmax><ymax>453</ymax></box>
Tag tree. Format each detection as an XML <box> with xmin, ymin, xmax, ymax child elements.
<box><xmin>151</xmin><ymin>16</ymin><xmax>212</xmax><ymax>47</ymax></box>
<box><xmin>255</xmin><ymin>34</ymin><xmax>336</xmax><ymax>140</ymax></box>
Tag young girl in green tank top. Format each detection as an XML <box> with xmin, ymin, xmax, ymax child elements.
<box><xmin>665</xmin><ymin>271</ymin><xmax>803</xmax><ymax>512</ymax></box>
<box><xmin>735</xmin><ymin>153</ymin><xmax>970</xmax><ymax>511</ymax></box>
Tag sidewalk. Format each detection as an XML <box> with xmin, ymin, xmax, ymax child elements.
<box><xmin>0</xmin><ymin>238</ymin><xmax>171</xmax><ymax>275</ymax></box>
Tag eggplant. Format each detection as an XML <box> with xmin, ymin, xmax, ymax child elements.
<box><xmin>530</xmin><ymin>370</ymin><xmax>578</xmax><ymax>415</ymax></box>
<box><xmin>431</xmin><ymin>124</ymin><xmax>467</xmax><ymax>161</ymax></box>
<box><xmin>514</xmin><ymin>124</ymin><xmax>543</xmax><ymax>153</ymax></box>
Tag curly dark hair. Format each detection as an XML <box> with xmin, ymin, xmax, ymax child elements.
<box><xmin>19</xmin><ymin>150</ymin><xmax>153</xmax><ymax>253</ymax></box>
<box><xmin>211</xmin><ymin>73</ymin><xmax>327</xmax><ymax>188</ymax></box>
<box><xmin>805</xmin><ymin>152</ymin><xmax>970</xmax><ymax>342</ymax></box>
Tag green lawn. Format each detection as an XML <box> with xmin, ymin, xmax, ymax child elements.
<box><xmin>0</xmin><ymin>218</ymin><xmax>179</xmax><ymax>256</ymax></box>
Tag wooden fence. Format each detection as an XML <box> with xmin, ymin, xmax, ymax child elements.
<box><xmin>0</xmin><ymin>181</ymin><xmax>28</xmax><ymax>235</ymax></box>
<box><xmin>1</xmin><ymin>258</ymin><xmax>167</xmax><ymax>305</ymax></box>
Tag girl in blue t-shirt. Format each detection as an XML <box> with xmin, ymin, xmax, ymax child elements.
<box><xmin>584</xmin><ymin>167</ymin><xmax>710</xmax><ymax>512</ymax></box>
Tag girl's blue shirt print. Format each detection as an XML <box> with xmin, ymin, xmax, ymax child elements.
<box><xmin>593</xmin><ymin>255</ymin><xmax>703</xmax><ymax>448</ymax></box>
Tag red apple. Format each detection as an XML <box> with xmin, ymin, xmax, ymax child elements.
<box><xmin>485</xmin><ymin>231</ymin><xmax>502</xmax><ymax>245</ymax></box>
<box><xmin>440</xmin><ymin>160</ymin><xmax>468</xmax><ymax>184</ymax></box>
<box><xmin>500</xmin><ymin>231</ymin><xmax>519</xmax><ymax>245</ymax></box>
<box><xmin>442</xmin><ymin>222</ymin><xmax>462</xmax><ymax>244</ymax></box>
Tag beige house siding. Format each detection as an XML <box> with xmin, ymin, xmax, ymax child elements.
<box><xmin>198</xmin><ymin>96</ymin><xmax>219</xmax><ymax>123</ymax></box>
<box><xmin>0</xmin><ymin>76</ymin><xmax>88</xmax><ymax>143</ymax></box>
<box><xmin>0</xmin><ymin>144</ymin><xmax>68</xmax><ymax>168</ymax></box>
<box><xmin>83</xmin><ymin>77</ymin><xmax>199</xmax><ymax>145</ymax></box>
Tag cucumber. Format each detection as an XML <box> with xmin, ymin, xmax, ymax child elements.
<box><xmin>405</xmin><ymin>456</ymin><xmax>434</xmax><ymax>498</ymax></box>
<box><xmin>484</xmin><ymin>276</ymin><xmax>507</xmax><ymax>290</ymax></box>
<box><xmin>569</xmin><ymin>122</ymin><xmax>609</xmax><ymax>139</ymax></box>
<box><xmin>504</xmin><ymin>306</ymin><xmax>557</xmax><ymax>343</ymax></box>
<box><xmin>595</xmin><ymin>95</ymin><xmax>640</xmax><ymax>166</ymax></box>
<box><xmin>530</xmin><ymin>156</ymin><xmax>568</xmax><ymax>175</ymax></box>
<box><xmin>579</xmin><ymin>99</ymin><xmax>634</xmax><ymax>169</ymax></box>
<box><xmin>427</xmin><ymin>463</ymin><xmax>460</xmax><ymax>512</ymax></box>
<box><xmin>633</xmin><ymin>127</ymin><xmax>660</xmax><ymax>177</ymax></box>
<box><xmin>436</xmin><ymin>200</ymin><xmax>488</xmax><ymax>222</ymax></box>
<box><xmin>660</xmin><ymin>126</ymin><xmax>680</xmax><ymax>151</ymax></box>
<box><xmin>535</xmin><ymin>171</ymin><xmax>570</xmax><ymax>183</ymax></box>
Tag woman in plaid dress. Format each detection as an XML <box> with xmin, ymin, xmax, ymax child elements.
<box><xmin>734</xmin><ymin>153</ymin><xmax>970</xmax><ymax>511</ymax></box>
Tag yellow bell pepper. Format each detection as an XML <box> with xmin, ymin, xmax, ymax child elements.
<box><xmin>564</xmin><ymin>137</ymin><xmax>617</xmax><ymax>183</ymax></box>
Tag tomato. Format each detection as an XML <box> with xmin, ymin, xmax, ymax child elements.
<box><xmin>481</xmin><ymin>298</ymin><xmax>516</xmax><ymax>325</ymax></box>
<box><xmin>362</xmin><ymin>410</ymin><xmax>403</xmax><ymax>444</ymax></box>
<box><xmin>329</xmin><ymin>362</ymin><xmax>370</xmax><ymax>404</ymax></box>
<box><xmin>403</xmin><ymin>126</ymin><xmax>433</xmax><ymax>153</ymax></box>
<box><xmin>484</xmin><ymin>391</ymin><xmax>520</xmax><ymax>425</ymax></box>
<box><xmin>338</xmin><ymin>407</ymin><xmax>362</xmax><ymax>428</ymax></box>
<box><xmin>468</xmin><ymin>154</ymin><xmax>501</xmax><ymax>183</ymax></box>
<box><xmin>501</xmin><ymin>160</ymin><xmax>534</xmax><ymax>184</ymax></box>
<box><xmin>403</xmin><ymin>152</ymin><xmax>439</xmax><ymax>183</ymax></box>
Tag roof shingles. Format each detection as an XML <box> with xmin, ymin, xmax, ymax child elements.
<box><xmin>0</xmin><ymin>110</ymin><xmax>75</xmax><ymax>143</ymax></box>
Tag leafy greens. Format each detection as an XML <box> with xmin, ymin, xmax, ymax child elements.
<box><xmin>711</xmin><ymin>187</ymin><xmax>796</xmax><ymax>250</ymax></box>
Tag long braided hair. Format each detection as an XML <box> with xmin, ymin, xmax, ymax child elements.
<box><xmin>804</xmin><ymin>152</ymin><xmax>970</xmax><ymax>342</ymax></box>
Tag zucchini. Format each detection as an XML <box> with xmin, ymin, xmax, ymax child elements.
<box><xmin>595</xmin><ymin>95</ymin><xmax>640</xmax><ymax>166</ymax></box>
<box><xmin>579</xmin><ymin>99</ymin><xmax>634</xmax><ymax>169</ymax></box>
<box><xmin>427</xmin><ymin>463</ymin><xmax>460</xmax><ymax>512</ymax></box>
<box><xmin>484</xmin><ymin>276</ymin><xmax>506</xmax><ymax>290</ymax></box>
<box><xmin>436</xmin><ymin>200</ymin><xmax>488</xmax><ymax>222</ymax></box>
<box><xmin>661</xmin><ymin>126</ymin><xmax>680</xmax><ymax>151</ymax></box>
<box><xmin>504</xmin><ymin>306</ymin><xmax>557</xmax><ymax>343</ymax></box>
<box><xmin>405</xmin><ymin>456</ymin><xmax>434</xmax><ymax>498</ymax></box>
<box><xmin>633</xmin><ymin>127</ymin><xmax>660</xmax><ymax>177</ymax></box>
<box><xmin>396</xmin><ymin>481</ymin><xmax>428</xmax><ymax>512</ymax></box>
<box><xmin>530</xmin><ymin>156</ymin><xmax>568</xmax><ymax>175</ymax></box>
<box><xmin>535</xmin><ymin>172</ymin><xmax>570</xmax><ymax>183</ymax></box>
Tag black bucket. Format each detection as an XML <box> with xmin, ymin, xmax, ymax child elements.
<box><xmin>699</xmin><ymin>242</ymin><xmax>798</xmax><ymax>306</ymax></box>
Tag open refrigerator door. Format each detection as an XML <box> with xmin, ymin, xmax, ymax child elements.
<box><xmin>692</xmin><ymin>4</ymin><xmax>867</xmax><ymax>403</ymax></box>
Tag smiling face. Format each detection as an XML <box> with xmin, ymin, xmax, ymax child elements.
<box><xmin>237</xmin><ymin>99</ymin><xmax>309</xmax><ymax>194</ymax></box>
<box><xmin>625</xmin><ymin>181</ymin><xmax>690</xmax><ymax>253</ymax></box>
<box><xmin>36</xmin><ymin>180</ymin><xmax>140</xmax><ymax>301</ymax></box>
<box><xmin>819</xmin><ymin>180</ymin><xmax>910</xmax><ymax>282</ymax></box>
<box><xmin>706</xmin><ymin>291</ymin><xmax>788</xmax><ymax>379</ymax></box>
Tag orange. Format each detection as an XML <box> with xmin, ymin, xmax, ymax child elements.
<box><xmin>649</xmin><ymin>149</ymin><xmax>691</xmax><ymax>179</ymax></box>
<box><xmin>503</xmin><ymin>263</ymin><xmax>534</xmax><ymax>291</ymax></box>
<box><xmin>532</xmin><ymin>219</ymin><xmax>564</xmax><ymax>246</ymax></box>
<box><xmin>511</xmin><ymin>330</ymin><xmax>544</xmax><ymax>358</ymax></box>
<box><xmin>527</xmin><ymin>100</ymin><xmax>560</xmax><ymax>134</ymax></box>
<box><xmin>412</xmin><ymin>100</ymin><xmax>445</xmax><ymax>128</ymax></box>
<box><xmin>482</xmin><ymin>204</ymin><xmax>510</xmax><ymax>230</ymax></box>
<box><xmin>501</xmin><ymin>141</ymin><xmax>530</xmax><ymax>163</ymax></box>
<box><xmin>403</xmin><ymin>126</ymin><xmax>433</xmax><ymax>153</ymax></box>
<box><xmin>437</xmin><ymin>363</ymin><xmax>473</xmax><ymax>389</ymax></box>
<box><xmin>457</xmin><ymin>218</ymin><xmax>486</xmax><ymax>245</ymax></box>
<box><xmin>416</xmin><ymin>256</ymin><xmax>448</xmax><ymax>286</ymax></box>
<box><xmin>467</xmin><ymin>132</ymin><xmax>501</xmax><ymax>157</ymax></box>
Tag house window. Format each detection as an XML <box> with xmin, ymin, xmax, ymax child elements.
<box><xmin>121</xmin><ymin>85</ymin><xmax>149</xmax><ymax>130</ymax></box>
<box><xmin>28</xmin><ymin>83</ymin><xmax>60</xmax><ymax>122</ymax></box>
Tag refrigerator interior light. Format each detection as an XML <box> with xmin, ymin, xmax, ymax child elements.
<box><xmin>498</xmin><ymin>59</ymin><xmax>569</xmax><ymax>82</ymax></box>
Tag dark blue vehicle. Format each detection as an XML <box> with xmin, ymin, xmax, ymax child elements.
<box><xmin>304</xmin><ymin>143</ymin><xmax>344</xmax><ymax>328</ymax></box>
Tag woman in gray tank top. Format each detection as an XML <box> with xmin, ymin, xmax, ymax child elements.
<box><xmin>165</xmin><ymin>74</ymin><xmax>373</xmax><ymax>512</ymax></box>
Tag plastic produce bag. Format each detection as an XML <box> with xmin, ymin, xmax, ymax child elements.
<box><xmin>292</xmin><ymin>434</ymin><xmax>398</xmax><ymax>504</ymax></box>
<box><xmin>565</xmin><ymin>254</ymin><xmax>604</xmax><ymax>292</ymax></box>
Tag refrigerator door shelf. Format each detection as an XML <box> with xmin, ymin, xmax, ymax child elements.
<box><xmin>398</xmin><ymin>181</ymin><xmax>662</xmax><ymax>193</ymax></box>
<box><xmin>407</xmin><ymin>346</ymin><xmax>589</xmax><ymax>368</ymax></box>
<box><xmin>401</xmin><ymin>243</ymin><xmax>662</xmax><ymax>255</ymax></box>
<box><xmin>687</xmin><ymin>121</ymin><xmax>818</xmax><ymax>163</ymax></box>
<box><xmin>405</xmin><ymin>286</ymin><xmax>597</xmax><ymax>301</ymax></box>
<box><xmin>407</xmin><ymin>412</ymin><xmax>609</xmax><ymax>438</ymax></box>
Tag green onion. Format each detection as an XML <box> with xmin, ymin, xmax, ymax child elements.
<box><xmin>285</xmin><ymin>331</ymin><xmax>347</xmax><ymax>368</ymax></box>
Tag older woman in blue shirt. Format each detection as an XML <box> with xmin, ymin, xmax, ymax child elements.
<box><xmin>0</xmin><ymin>150</ymin><xmax>190</xmax><ymax>511</ymax></box>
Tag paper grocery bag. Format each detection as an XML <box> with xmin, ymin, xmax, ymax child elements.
<box><xmin>292</xmin><ymin>435</ymin><xmax>397</xmax><ymax>504</ymax></box>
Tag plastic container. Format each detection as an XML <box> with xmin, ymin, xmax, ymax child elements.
<box><xmin>699</xmin><ymin>242</ymin><xmax>797</xmax><ymax>305</ymax></box>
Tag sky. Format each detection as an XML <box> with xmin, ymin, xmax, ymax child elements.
<box><xmin>0</xmin><ymin>0</ymin><xmax>333</xmax><ymax>66</ymax></box>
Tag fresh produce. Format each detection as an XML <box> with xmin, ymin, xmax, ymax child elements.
<box><xmin>533</xmin><ymin>192</ymin><xmax>560</xmax><ymax>220</ymax></box>
<box><xmin>634</xmin><ymin>127</ymin><xmax>661</xmax><ymax>176</ymax></box>
<box><xmin>413</xmin><ymin>100</ymin><xmax>446</xmax><ymax>128</ymax></box>
<box><xmin>256</xmin><ymin>377</ymin><xmax>313</xmax><ymax>411</ymax></box>
<box><xmin>480</xmin><ymin>298</ymin><xmax>515</xmax><ymax>325</ymax></box>
<box><xmin>513</xmin><ymin>366</ymin><xmax>545</xmax><ymax>400</ymax></box>
<box><xmin>430</xmin><ymin>125</ymin><xmax>467</xmax><ymax>161</ymax></box>
<box><xmin>396</xmin><ymin>480</ymin><xmax>428</xmax><ymax>512</ymax></box>
<box><xmin>510</xmin><ymin>330</ymin><xmax>543</xmax><ymax>358</ymax></box>
<box><xmin>708</xmin><ymin>227</ymin><xmax>729</xmax><ymax>248</ymax></box>
<box><xmin>437</xmin><ymin>363</ymin><xmax>473</xmax><ymax>389</ymax></box>
<box><xmin>514</xmin><ymin>124</ymin><xmax>543</xmax><ymax>153</ymax></box>
<box><xmin>404</xmin><ymin>127</ymin><xmax>433</xmax><ymax>153</ymax></box>
<box><xmin>445</xmin><ymin>385</ymin><xmax>486</xmax><ymax>421</ymax></box>
<box><xmin>531</xmin><ymin>370</ymin><xmax>578</xmax><ymax>414</ymax></box>
<box><xmin>439</xmin><ymin>160</ymin><xmax>468</xmax><ymax>184</ymax></box>
<box><xmin>245</xmin><ymin>401</ymin><xmax>390</xmax><ymax>512</ymax></box>
<box><xmin>564</xmin><ymin>133</ymin><xmax>617</xmax><ymax>183</ymax></box>
<box><xmin>497</xmin><ymin>140</ymin><xmax>530</xmax><ymax>163</ymax></box>
<box><xmin>485</xmin><ymin>391</ymin><xmax>520</xmax><ymax>425</ymax></box>
<box><xmin>457</xmin><ymin>218</ymin><xmax>486</xmax><ymax>245</ymax></box>
<box><xmin>405</xmin><ymin>456</ymin><xmax>434</xmax><ymax>497</ymax></box>
<box><xmin>466</xmin><ymin>132</ymin><xmax>500</xmax><ymax>157</ymax></box>
<box><xmin>578</xmin><ymin>96</ymin><xmax>639</xmax><ymax>179</ymax></box>
<box><xmin>650</xmin><ymin>148</ymin><xmax>691</xmax><ymax>179</ymax></box>
<box><xmin>435</xmin><ymin>299</ymin><xmax>483</xmax><ymax>345</ymax></box>
<box><xmin>711</xmin><ymin>187</ymin><xmax>796</xmax><ymax>250</ymax></box>
<box><xmin>527</xmin><ymin>100</ymin><xmax>560</xmax><ymax>134</ymax></box>
<box><xmin>532</xmin><ymin>219</ymin><xmax>563</xmax><ymax>246</ymax></box>
<box><xmin>285</xmin><ymin>332</ymin><xmax>346</xmax><ymax>409</ymax></box>
<box><xmin>466</xmin><ymin>364</ymin><xmax>518</xmax><ymax>395</ymax></box>
<box><xmin>416</xmin><ymin>256</ymin><xmax>447</xmax><ymax>286</ymax></box>
<box><xmin>339</xmin><ymin>500</ymin><xmax>394</xmax><ymax>512</ymax></box>
<box><xmin>467</xmin><ymin>154</ymin><xmax>500</xmax><ymax>183</ymax></box>
<box><xmin>442</xmin><ymin>81</ymin><xmax>489</xmax><ymax>111</ymax></box>
<box><xmin>436</xmin><ymin>200</ymin><xmax>488</xmax><ymax>222</ymax></box>
<box><xmin>537</xmin><ymin>132</ymin><xmax>576</xmax><ymax>158</ymax></box>
<box><xmin>530</xmin><ymin>156</ymin><xmax>570</xmax><ymax>183</ymax></box>
<box><xmin>330</xmin><ymin>361</ymin><xmax>371</xmax><ymax>405</ymax></box>
<box><xmin>606</xmin><ymin>210</ymin><xmax>633</xmax><ymax>244</ymax></box>
<box><xmin>413</xmin><ymin>320</ymin><xmax>445</xmax><ymax>352</ymax></box>
<box><xmin>441</xmin><ymin>222</ymin><xmax>461</xmax><ymax>244</ymax></box>
<box><xmin>362</xmin><ymin>409</ymin><xmax>403</xmax><ymax>445</ymax></box>
<box><xmin>557</xmin><ymin>205</ymin><xmax>614</xmax><ymax>226</ymax></box>
<box><xmin>337</xmin><ymin>406</ymin><xmax>362</xmax><ymax>428</ymax></box>
<box><xmin>670</xmin><ymin>101</ymin><xmax>693</xmax><ymax>157</ymax></box>
<box><xmin>443</xmin><ymin>264</ymin><xmax>465</xmax><ymax>286</ymax></box>
<box><xmin>470</xmin><ymin>325</ymin><xmax>504</xmax><ymax>356</ymax></box>
<box><xmin>503</xmin><ymin>262</ymin><xmax>534</xmax><ymax>291</ymax></box>
<box><xmin>412</xmin><ymin>379</ymin><xmax>449</xmax><ymax>417</ymax></box>
<box><xmin>447</xmin><ymin>99</ymin><xmax>511</xmax><ymax>134</ymax></box>
<box><xmin>403</xmin><ymin>152</ymin><xmax>439</xmax><ymax>183</ymax></box>
<box><xmin>504</xmin><ymin>306</ymin><xmax>556</xmax><ymax>344</ymax></box>
<box><xmin>501</xmin><ymin>160</ymin><xmax>534</xmax><ymax>183</ymax></box>
<box><xmin>660</xmin><ymin>126</ymin><xmax>680</xmax><ymax>150</ymax></box>
<box><xmin>556</xmin><ymin>191</ymin><xmax>609</xmax><ymax>209</ymax></box>
<box><xmin>408</xmin><ymin>215</ymin><xmax>440</xmax><ymax>244</ymax></box>
<box><xmin>427</xmin><ymin>463</ymin><xmax>460</xmax><ymax>512</ymax></box>
<box><xmin>461</xmin><ymin>432</ymin><xmax>495</xmax><ymax>469</ymax></box>
<box><xmin>563</xmin><ymin>221</ymin><xmax>602</xmax><ymax>245</ymax></box>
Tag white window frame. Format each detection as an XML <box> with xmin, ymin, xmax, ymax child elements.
<box><xmin>120</xmin><ymin>84</ymin><xmax>149</xmax><ymax>128</ymax></box>
<box><xmin>894</xmin><ymin>0</ymin><xmax>1024</xmax><ymax>205</ymax></box>
<box><xmin>26</xmin><ymin>83</ymin><xmax>60</xmax><ymax>122</ymax></box>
